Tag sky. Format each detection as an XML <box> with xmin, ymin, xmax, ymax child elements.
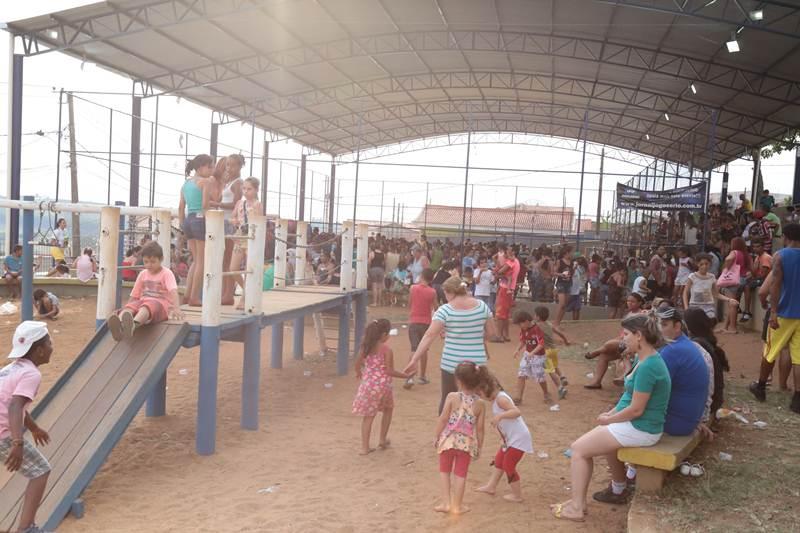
<box><xmin>1</xmin><ymin>1</ymin><xmax>796</xmax><ymax>229</ymax></box>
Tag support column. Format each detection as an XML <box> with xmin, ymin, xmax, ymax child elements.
<box><xmin>241</xmin><ymin>319</ymin><xmax>261</xmax><ymax>430</ymax></box>
<box><xmin>750</xmin><ymin>148</ymin><xmax>762</xmax><ymax>207</ymax></box>
<box><xmin>328</xmin><ymin>162</ymin><xmax>336</xmax><ymax>232</ymax></box>
<box><xmin>355</xmin><ymin>223</ymin><xmax>368</xmax><ymax>290</ymax></box>
<box><xmin>292</xmin><ymin>317</ymin><xmax>304</xmax><ymax>360</ymax></box>
<box><xmin>129</xmin><ymin>96</ymin><xmax>142</xmax><ymax>208</ymax></box>
<box><xmin>353</xmin><ymin>291</ymin><xmax>367</xmax><ymax>359</ymax></box>
<box><xmin>245</xmin><ymin>216</ymin><xmax>267</xmax><ymax>315</ymax></box>
<box><xmin>271</xmin><ymin>323</ymin><xmax>284</xmax><ymax>369</ymax></box>
<box><xmin>196</xmin><ymin>210</ymin><xmax>224</xmax><ymax>455</ymax></box>
<box><xmin>210</xmin><ymin>122</ymin><xmax>219</xmax><ymax>160</ymax></box>
<box><xmin>298</xmin><ymin>154</ymin><xmax>307</xmax><ymax>221</ymax></box>
<box><xmin>114</xmin><ymin>201</ymin><xmax>125</xmax><ymax>311</ymax></box>
<box><xmin>261</xmin><ymin>140</ymin><xmax>269</xmax><ymax>209</ymax></box>
<box><xmin>7</xmin><ymin>53</ymin><xmax>23</xmax><ymax>251</ymax></box>
<box><xmin>96</xmin><ymin>206</ymin><xmax>121</xmax><ymax>330</ymax></box>
<box><xmin>337</xmin><ymin>296</ymin><xmax>351</xmax><ymax>376</ymax></box>
<box><xmin>794</xmin><ymin>146</ymin><xmax>800</xmax><ymax>205</ymax></box>
<box><xmin>293</xmin><ymin>221</ymin><xmax>308</xmax><ymax>360</ymax></box>
<box><xmin>21</xmin><ymin>196</ymin><xmax>33</xmax><ymax>321</ymax></box>
<box><xmin>274</xmin><ymin>218</ymin><xmax>288</xmax><ymax>288</ymax></box>
<box><xmin>339</xmin><ymin>221</ymin><xmax>354</xmax><ymax>291</ymax></box>
<box><xmin>146</xmin><ymin>208</ymin><xmax>173</xmax><ymax>418</ymax></box>
<box><xmin>575</xmin><ymin>119</ymin><xmax>589</xmax><ymax>251</ymax></box>
<box><xmin>596</xmin><ymin>148</ymin><xmax>604</xmax><ymax>238</ymax></box>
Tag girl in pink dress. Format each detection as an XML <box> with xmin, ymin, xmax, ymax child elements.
<box><xmin>352</xmin><ymin>319</ymin><xmax>410</xmax><ymax>455</ymax></box>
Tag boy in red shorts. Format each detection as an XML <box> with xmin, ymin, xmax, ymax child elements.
<box><xmin>108</xmin><ymin>242</ymin><xmax>183</xmax><ymax>341</ymax></box>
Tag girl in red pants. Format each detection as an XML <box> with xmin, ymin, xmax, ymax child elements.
<box><xmin>434</xmin><ymin>362</ymin><xmax>487</xmax><ymax>514</ymax></box>
<box><xmin>475</xmin><ymin>372</ymin><xmax>533</xmax><ymax>502</ymax></box>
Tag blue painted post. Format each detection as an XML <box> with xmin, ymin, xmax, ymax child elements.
<box><xmin>197</xmin><ymin>325</ymin><xmax>220</xmax><ymax>455</ymax></box>
<box><xmin>292</xmin><ymin>316</ymin><xmax>304</xmax><ymax>360</ymax></box>
<box><xmin>21</xmin><ymin>196</ymin><xmax>34</xmax><ymax>320</ymax></box>
<box><xmin>196</xmin><ymin>210</ymin><xmax>224</xmax><ymax>455</ymax></box>
<box><xmin>114</xmin><ymin>201</ymin><xmax>126</xmax><ymax>310</ymax></box>
<box><xmin>271</xmin><ymin>323</ymin><xmax>284</xmax><ymax>369</ymax></box>
<box><xmin>145</xmin><ymin>372</ymin><xmax>167</xmax><ymax>417</ymax></box>
<box><xmin>353</xmin><ymin>292</ymin><xmax>367</xmax><ymax>358</ymax></box>
<box><xmin>146</xmin><ymin>209</ymin><xmax>172</xmax><ymax>417</ymax></box>
<box><xmin>337</xmin><ymin>298</ymin><xmax>351</xmax><ymax>376</ymax></box>
<box><xmin>241</xmin><ymin>320</ymin><xmax>261</xmax><ymax>430</ymax></box>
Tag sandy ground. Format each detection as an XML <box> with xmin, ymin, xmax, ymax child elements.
<box><xmin>0</xmin><ymin>296</ymin><xmax>768</xmax><ymax>532</ymax></box>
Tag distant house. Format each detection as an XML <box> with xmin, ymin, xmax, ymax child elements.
<box><xmin>411</xmin><ymin>203</ymin><xmax>591</xmax><ymax>244</ymax></box>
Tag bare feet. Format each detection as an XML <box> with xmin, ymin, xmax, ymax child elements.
<box><xmin>359</xmin><ymin>448</ymin><xmax>376</xmax><ymax>456</ymax></box>
<box><xmin>434</xmin><ymin>503</ymin><xmax>450</xmax><ymax>513</ymax></box>
<box><xmin>451</xmin><ymin>505</ymin><xmax>471</xmax><ymax>515</ymax></box>
<box><xmin>474</xmin><ymin>485</ymin><xmax>496</xmax><ymax>495</ymax></box>
<box><xmin>378</xmin><ymin>440</ymin><xmax>391</xmax><ymax>450</ymax></box>
<box><xmin>503</xmin><ymin>494</ymin><xmax>523</xmax><ymax>503</ymax></box>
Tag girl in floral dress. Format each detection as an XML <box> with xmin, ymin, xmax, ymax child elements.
<box><xmin>434</xmin><ymin>362</ymin><xmax>488</xmax><ymax>514</ymax></box>
<box><xmin>352</xmin><ymin>319</ymin><xmax>410</xmax><ymax>455</ymax></box>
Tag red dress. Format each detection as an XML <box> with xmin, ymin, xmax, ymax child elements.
<box><xmin>352</xmin><ymin>343</ymin><xmax>394</xmax><ymax>416</ymax></box>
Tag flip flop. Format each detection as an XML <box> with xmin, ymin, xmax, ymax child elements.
<box><xmin>551</xmin><ymin>502</ymin><xmax>585</xmax><ymax>522</ymax></box>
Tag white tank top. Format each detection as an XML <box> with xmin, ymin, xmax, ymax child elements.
<box><xmin>493</xmin><ymin>391</ymin><xmax>534</xmax><ymax>453</ymax></box>
<box><xmin>221</xmin><ymin>178</ymin><xmax>241</xmax><ymax>218</ymax></box>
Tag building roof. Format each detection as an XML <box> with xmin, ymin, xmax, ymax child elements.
<box><xmin>413</xmin><ymin>203</ymin><xmax>574</xmax><ymax>233</ymax></box>
<box><xmin>7</xmin><ymin>0</ymin><xmax>800</xmax><ymax>168</ymax></box>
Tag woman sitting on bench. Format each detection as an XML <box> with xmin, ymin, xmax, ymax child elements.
<box><xmin>551</xmin><ymin>313</ymin><xmax>671</xmax><ymax>522</ymax></box>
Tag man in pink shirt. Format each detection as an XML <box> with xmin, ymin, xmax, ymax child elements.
<box><xmin>108</xmin><ymin>242</ymin><xmax>183</xmax><ymax>341</ymax></box>
<box><xmin>404</xmin><ymin>268</ymin><xmax>437</xmax><ymax>389</ymax></box>
<box><xmin>0</xmin><ymin>321</ymin><xmax>53</xmax><ymax>533</ymax></box>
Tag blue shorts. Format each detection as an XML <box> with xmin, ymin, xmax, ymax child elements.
<box><xmin>183</xmin><ymin>213</ymin><xmax>206</xmax><ymax>240</ymax></box>
<box><xmin>565</xmin><ymin>294</ymin><xmax>582</xmax><ymax>312</ymax></box>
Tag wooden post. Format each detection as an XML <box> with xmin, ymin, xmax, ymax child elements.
<box><xmin>271</xmin><ymin>323</ymin><xmax>284</xmax><ymax>369</ymax></box>
<box><xmin>146</xmin><ymin>208</ymin><xmax>174</xmax><ymax>418</ymax></box>
<box><xmin>197</xmin><ymin>209</ymin><xmax>224</xmax><ymax>455</ymax></box>
<box><xmin>295</xmin><ymin>221</ymin><xmax>308</xmax><ymax>285</ymax></box>
<box><xmin>95</xmin><ymin>206</ymin><xmax>120</xmax><ymax>330</ymax></box>
<box><xmin>337</xmin><ymin>296</ymin><xmax>351</xmax><ymax>376</ymax></box>
<box><xmin>245</xmin><ymin>215</ymin><xmax>266</xmax><ymax>315</ymax></box>
<box><xmin>355</xmin><ymin>223</ymin><xmax>369</xmax><ymax>290</ymax></box>
<box><xmin>274</xmin><ymin>218</ymin><xmax>288</xmax><ymax>288</ymax></box>
<box><xmin>241</xmin><ymin>319</ymin><xmax>261</xmax><ymax>430</ymax></box>
<box><xmin>67</xmin><ymin>92</ymin><xmax>81</xmax><ymax>258</ymax></box>
<box><xmin>340</xmin><ymin>221</ymin><xmax>354</xmax><ymax>292</ymax></box>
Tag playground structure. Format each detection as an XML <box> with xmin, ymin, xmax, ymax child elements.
<box><xmin>0</xmin><ymin>196</ymin><xmax>369</xmax><ymax>532</ymax></box>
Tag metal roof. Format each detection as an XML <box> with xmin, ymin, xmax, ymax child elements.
<box><xmin>7</xmin><ymin>0</ymin><xmax>800</xmax><ymax>169</ymax></box>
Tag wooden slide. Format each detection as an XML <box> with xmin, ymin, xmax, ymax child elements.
<box><xmin>0</xmin><ymin>321</ymin><xmax>191</xmax><ymax>532</ymax></box>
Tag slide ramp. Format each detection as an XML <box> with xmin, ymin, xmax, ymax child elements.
<box><xmin>0</xmin><ymin>321</ymin><xmax>190</xmax><ymax>532</ymax></box>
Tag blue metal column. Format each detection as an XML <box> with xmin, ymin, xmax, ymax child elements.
<box><xmin>241</xmin><ymin>320</ymin><xmax>261</xmax><ymax>430</ymax></box>
<box><xmin>337</xmin><ymin>297</ymin><xmax>351</xmax><ymax>376</ymax></box>
<box><xmin>21</xmin><ymin>196</ymin><xmax>34</xmax><ymax>320</ymax></box>
<box><xmin>196</xmin><ymin>325</ymin><xmax>220</xmax><ymax>455</ymax></box>
<box><xmin>115</xmin><ymin>201</ymin><xmax>126</xmax><ymax>311</ymax></box>
<box><xmin>8</xmin><ymin>54</ymin><xmax>24</xmax><ymax>252</ymax></box>
<box><xmin>292</xmin><ymin>317</ymin><xmax>304</xmax><ymax>360</ymax></box>
<box><xmin>353</xmin><ymin>292</ymin><xmax>367</xmax><ymax>358</ymax></box>
<box><xmin>270</xmin><ymin>323</ymin><xmax>284</xmax><ymax>369</ymax></box>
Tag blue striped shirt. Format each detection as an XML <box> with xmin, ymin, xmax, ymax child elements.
<box><xmin>434</xmin><ymin>300</ymin><xmax>491</xmax><ymax>373</ymax></box>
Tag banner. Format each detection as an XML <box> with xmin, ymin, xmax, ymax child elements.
<box><xmin>616</xmin><ymin>182</ymin><xmax>707</xmax><ymax>211</ymax></box>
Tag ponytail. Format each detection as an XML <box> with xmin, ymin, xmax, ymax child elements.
<box><xmin>454</xmin><ymin>361</ymin><xmax>493</xmax><ymax>392</ymax></box>
<box><xmin>359</xmin><ymin>319</ymin><xmax>391</xmax><ymax>358</ymax></box>
<box><xmin>186</xmin><ymin>154</ymin><xmax>213</xmax><ymax>177</ymax></box>
<box><xmin>442</xmin><ymin>275</ymin><xmax>468</xmax><ymax>297</ymax></box>
<box><xmin>621</xmin><ymin>311</ymin><xmax>663</xmax><ymax>348</ymax></box>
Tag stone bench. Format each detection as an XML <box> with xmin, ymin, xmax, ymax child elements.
<box><xmin>617</xmin><ymin>431</ymin><xmax>703</xmax><ymax>492</ymax></box>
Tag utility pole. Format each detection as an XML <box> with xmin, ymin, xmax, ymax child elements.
<box><xmin>67</xmin><ymin>93</ymin><xmax>81</xmax><ymax>257</ymax></box>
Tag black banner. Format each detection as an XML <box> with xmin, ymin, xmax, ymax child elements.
<box><xmin>616</xmin><ymin>182</ymin><xmax>707</xmax><ymax>211</ymax></box>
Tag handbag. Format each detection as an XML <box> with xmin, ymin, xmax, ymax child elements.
<box><xmin>717</xmin><ymin>261</ymin><xmax>741</xmax><ymax>288</ymax></box>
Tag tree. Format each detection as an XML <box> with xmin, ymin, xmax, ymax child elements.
<box><xmin>761</xmin><ymin>129</ymin><xmax>798</xmax><ymax>159</ymax></box>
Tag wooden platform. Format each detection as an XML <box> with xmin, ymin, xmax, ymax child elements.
<box><xmin>0</xmin><ymin>322</ymin><xmax>190</xmax><ymax>532</ymax></box>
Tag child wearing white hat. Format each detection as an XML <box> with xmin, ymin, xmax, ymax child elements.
<box><xmin>0</xmin><ymin>321</ymin><xmax>53</xmax><ymax>533</ymax></box>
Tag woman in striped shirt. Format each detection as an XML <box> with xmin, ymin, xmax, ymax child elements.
<box><xmin>405</xmin><ymin>275</ymin><xmax>496</xmax><ymax>413</ymax></box>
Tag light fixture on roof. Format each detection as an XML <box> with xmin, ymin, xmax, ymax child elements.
<box><xmin>47</xmin><ymin>30</ymin><xmax>58</xmax><ymax>39</ymax></box>
<box><xmin>645</xmin><ymin>134</ymin><xmax>650</xmax><ymax>141</ymax></box>
<box><xmin>690</xmin><ymin>83</ymin><xmax>697</xmax><ymax>94</ymax></box>
<box><xmin>726</xmin><ymin>33</ymin><xmax>740</xmax><ymax>53</ymax></box>
<box><xmin>664</xmin><ymin>112</ymin><xmax>670</xmax><ymax>121</ymax></box>
<box><xmin>749</xmin><ymin>9</ymin><xmax>763</xmax><ymax>21</ymax></box>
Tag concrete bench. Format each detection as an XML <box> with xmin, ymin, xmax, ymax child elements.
<box><xmin>617</xmin><ymin>431</ymin><xmax>703</xmax><ymax>492</ymax></box>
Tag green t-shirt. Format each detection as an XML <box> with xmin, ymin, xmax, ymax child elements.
<box><xmin>431</xmin><ymin>248</ymin><xmax>443</xmax><ymax>271</ymax></box>
<box><xmin>262</xmin><ymin>264</ymin><xmax>274</xmax><ymax>291</ymax></box>
<box><xmin>615</xmin><ymin>353</ymin><xmax>671</xmax><ymax>434</ymax></box>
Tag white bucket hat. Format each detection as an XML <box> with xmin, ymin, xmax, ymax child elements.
<box><xmin>8</xmin><ymin>321</ymin><xmax>49</xmax><ymax>359</ymax></box>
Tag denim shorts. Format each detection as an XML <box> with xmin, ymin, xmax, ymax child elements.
<box><xmin>183</xmin><ymin>213</ymin><xmax>206</xmax><ymax>240</ymax></box>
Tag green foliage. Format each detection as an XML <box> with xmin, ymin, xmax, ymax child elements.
<box><xmin>761</xmin><ymin>129</ymin><xmax>798</xmax><ymax>158</ymax></box>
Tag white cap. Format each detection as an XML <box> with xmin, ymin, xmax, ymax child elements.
<box><xmin>8</xmin><ymin>321</ymin><xmax>49</xmax><ymax>359</ymax></box>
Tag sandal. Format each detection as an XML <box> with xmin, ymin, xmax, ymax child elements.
<box><xmin>551</xmin><ymin>502</ymin><xmax>585</xmax><ymax>522</ymax></box>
